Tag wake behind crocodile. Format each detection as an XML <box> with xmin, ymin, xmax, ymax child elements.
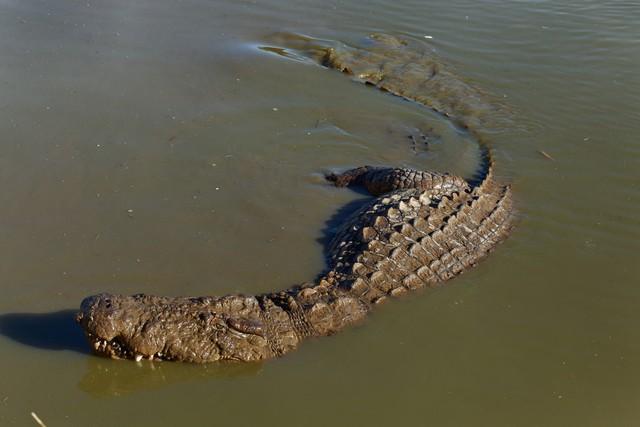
<box><xmin>76</xmin><ymin>33</ymin><xmax>516</xmax><ymax>363</ymax></box>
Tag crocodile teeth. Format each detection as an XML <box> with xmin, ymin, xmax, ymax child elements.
<box><xmin>93</xmin><ymin>340</ymin><xmax>108</xmax><ymax>351</ymax></box>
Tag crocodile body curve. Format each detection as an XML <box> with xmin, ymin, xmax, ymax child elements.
<box><xmin>76</xmin><ymin>33</ymin><xmax>515</xmax><ymax>362</ymax></box>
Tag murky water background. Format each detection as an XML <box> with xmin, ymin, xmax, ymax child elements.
<box><xmin>0</xmin><ymin>0</ymin><xmax>638</xmax><ymax>425</ymax></box>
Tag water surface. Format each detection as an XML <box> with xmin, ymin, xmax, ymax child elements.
<box><xmin>0</xmin><ymin>0</ymin><xmax>638</xmax><ymax>425</ymax></box>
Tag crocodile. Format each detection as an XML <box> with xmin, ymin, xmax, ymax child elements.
<box><xmin>76</xmin><ymin>33</ymin><xmax>515</xmax><ymax>362</ymax></box>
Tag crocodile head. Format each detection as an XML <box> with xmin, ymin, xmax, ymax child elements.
<box><xmin>76</xmin><ymin>293</ymin><xmax>276</xmax><ymax>362</ymax></box>
<box><xmin>76</xmin><ymin>293</ymin><xmax>153</xmax><ymax>360</ymax></box>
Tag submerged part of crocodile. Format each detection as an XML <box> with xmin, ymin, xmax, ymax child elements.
<box><xmin>76</xmin><ymin>33</ymin><xmax>515</xmax><ymax>362</ymax></box>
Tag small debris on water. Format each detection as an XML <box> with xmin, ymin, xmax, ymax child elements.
<box><xmin>424</xmin><ymin>35</ymin><xmax>433</xmax><ymax>39</ymax></box>
<box><xmin>538</xmin><ymin>150</ymin><xmax>554</xmax><ymax>161</ymax></box>
<box><xmin>272</xmin><ymin>107</ymin><xmax>279</xmax><ymax>111</ymax></box>
<box><xmin>31</xmin><ymin>412</ymin><xmax>47</xmax><ymax>427</ymax></box>
<box><xmin>215</xmin><ymin>187</ymin><xmax>220</xmax><ymax>190</ymax></box>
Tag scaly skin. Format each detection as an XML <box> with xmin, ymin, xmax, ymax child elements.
<box><xmin>76</xmin><ymin>33</ymin><xmax>515</xmax><ymax>362</ymax></box>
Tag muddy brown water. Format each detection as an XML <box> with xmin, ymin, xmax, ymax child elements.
<box><xmin>0</xmin><ymin>0</ymin><xmax>638</xmax><ymax>425</ymax></box>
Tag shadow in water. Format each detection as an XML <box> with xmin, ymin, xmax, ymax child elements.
<box><xmin>317</xmin><ymin>192</ymin><xmax>372</xmax><ymax>268</ymax></box>
<box><xmin>0</xmin><ymin>309</ymin><xmax>88</xmax><ymax>355</ymax></box>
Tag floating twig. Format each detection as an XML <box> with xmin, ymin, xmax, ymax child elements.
<box><xmin>31</xmin><ymin>412</ymin><xmax>47</xmax><ymax>427</ymax></box>
<box><xmin>538</xmin><ymin>150</ymin><xmax>554</xmax><ymax>161</ymax></box>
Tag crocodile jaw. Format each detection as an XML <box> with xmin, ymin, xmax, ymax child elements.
<box><xmin>76</xmin><ymin>293</ymin><xmax>277</xmax><ymax>362</ymax></box>
<box><xmin>76</xmin><ymin>294</ymin><xmax>167</xmax><ymax>361</ymax></box>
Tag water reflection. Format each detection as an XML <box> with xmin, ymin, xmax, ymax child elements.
<box><xmin>78</xmin><ymin>357</ymin><xmax>263</xmax><ymax>397</ymax></box>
